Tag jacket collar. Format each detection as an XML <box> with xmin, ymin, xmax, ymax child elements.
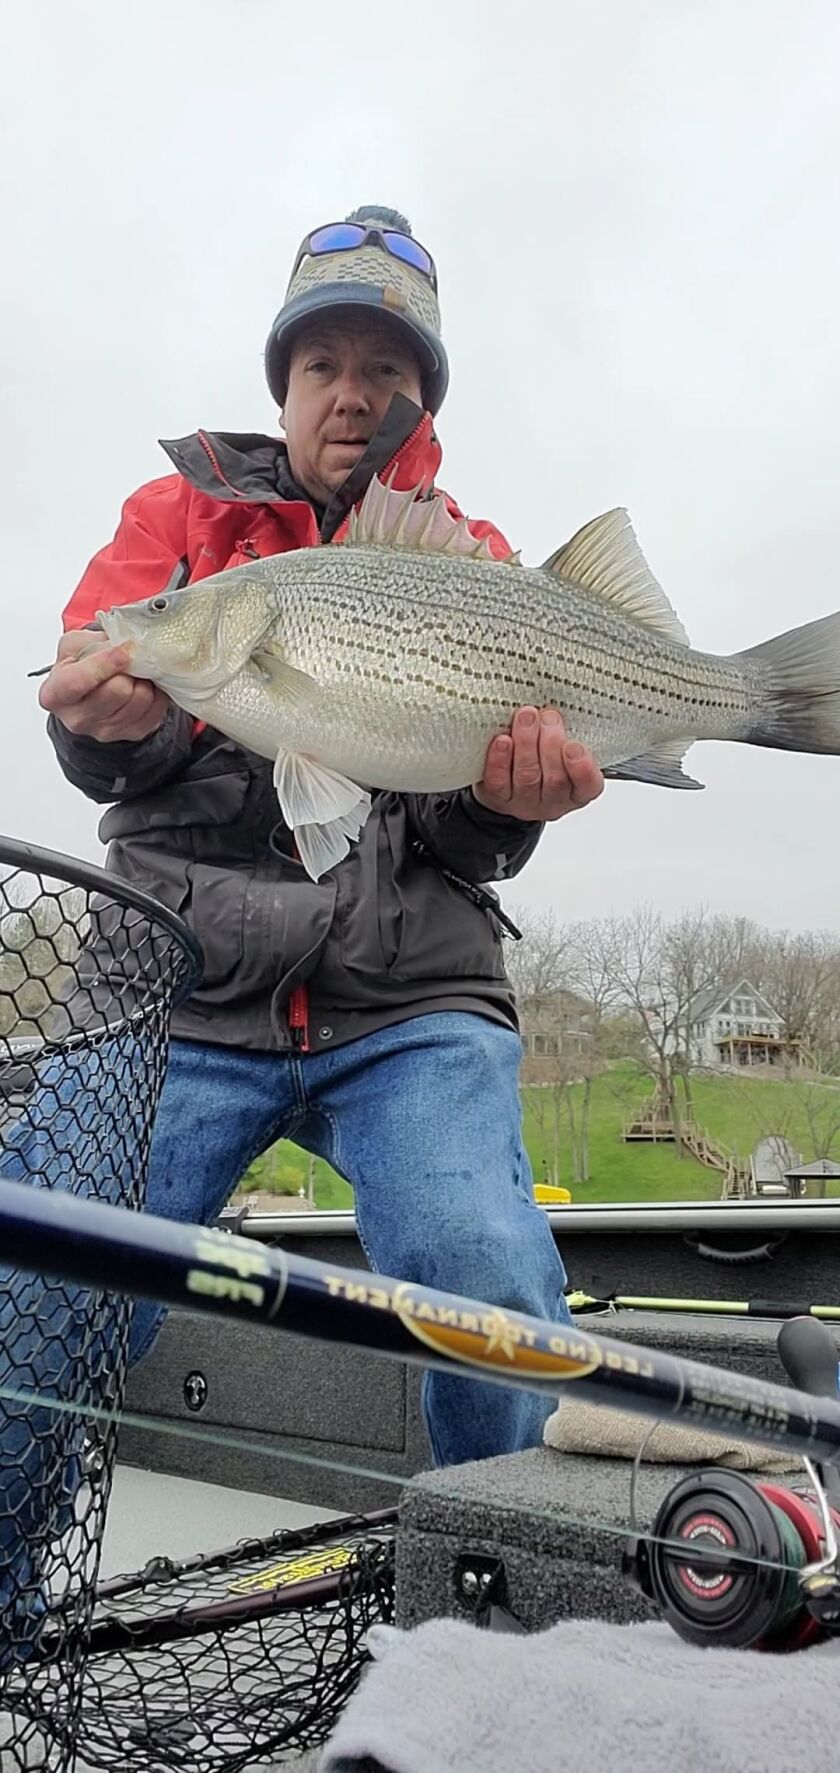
<box><xmin>159</xmin><ymin>395</ymin><xmax>441</xmax><ymax>543</ymax></box>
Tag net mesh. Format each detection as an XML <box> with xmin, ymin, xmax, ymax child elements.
<box><xmin>52</xmin><ymin>1513</ymin><xmax>395</xmax><ymax>1770</ymax></box>
<box><xmin>0</xmin><ymin>838</ymin><xmax>201</xmax><ymax>1771</ymax></box>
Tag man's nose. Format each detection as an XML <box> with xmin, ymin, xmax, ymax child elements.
<box><xmin>332</xmin><ymin>371</ymin><xmax>371</xmax><ymax>414</ymax></box>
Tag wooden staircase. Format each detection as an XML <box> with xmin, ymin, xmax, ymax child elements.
<box><xmin>623</xmin><ymin>1096</ymin><xmax>751</xmax><ymax>1198</ymax></box>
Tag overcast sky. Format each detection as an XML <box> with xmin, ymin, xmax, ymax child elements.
<box><xmin>2</xmin><ymin>0</ymin><xmax>839</xmax><ymax>935</ymax></box>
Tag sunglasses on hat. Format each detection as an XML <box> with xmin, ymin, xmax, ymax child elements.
<box><xmin>290</xmin><ymin>221</ymin><xmax>438</xmax><ymax>292</ymax></box>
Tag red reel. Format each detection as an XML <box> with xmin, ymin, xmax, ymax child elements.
<box><xmin>623</xmin><ymin>1468</ymin><xmax>840</xmax><ymax>1651</ymax></box>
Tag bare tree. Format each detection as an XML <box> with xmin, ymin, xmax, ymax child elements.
<box><xmin>563</xmin><ymin>919</ymin><xmax>623</xmax><ymax>1181</ymax></box>
<box><xmin>505</xmin><ymin>904</ymin><xmax>574</xmax><ymax>1185</ymax></box>
<box><xmin>810</xmin><ymin>958</ymin><xmax>840</xmax><ymax>1076</ymax></box>
<box><xmin>799</xmin><ymin>1078</ymin><xmax>840</xmax><ymax>1165</ymax></box>
<box><xmin>663</xmin><ymin>910</ymin><xmax>757</xmax><ymax>1115</ymax></box>
<box><xmin>750</xmin><ymin>930</ymin><xmax>840</xmax><ymax>1076</ymax></box>
<box><xmin>504</xmin><ymin>904</ymin><xmax>570</xmax><ymax>1002</ymax></box>
<box><xmin>0</xmin><ymin>889</ymin><xmax>87</xmax><ymax>1039</ymax></box>
<box><xmin>600</xmin><ymin>904</ymin><xmax>736</xmax><ymax>1152</ymax></box>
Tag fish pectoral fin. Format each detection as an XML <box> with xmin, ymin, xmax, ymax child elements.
<box><xmin>252</xmin><ymin>648</ymin><xmax>322</xmax><ymax>705</ymax></box>
<box><xmin>273</xmin><ymin>750</ymin><xmax>372</xmax><ymax>880</ymax></box>
<box><xmin>602</xmin><ymin>741</ymin><xmax>704</xmax><ymax>791</ymax></box>
<box><xmin>544</xmin><ymin>510</ymin><xmax>690</xmax><ymax>646</ymax></box>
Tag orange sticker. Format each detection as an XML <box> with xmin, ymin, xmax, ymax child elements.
<box><xmin>389</xmin><ymin>1283</ymin><xmax>603</xmax><ymax>1380</ymax></box>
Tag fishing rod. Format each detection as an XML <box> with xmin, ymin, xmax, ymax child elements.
<box><xmin>2</xmin><ymin>1176</ymin><xmax>839</xmax><ymax>1461</ymax></box>
<box><xmin>567</xmin><ymin>1290</ymin><xmax>840</xmax><ymax>1321</ymax></box>
<box><xmin>2</xmin><ymin>1176</ymin><xmax>840</xmax><ymax>1651</ymax></box>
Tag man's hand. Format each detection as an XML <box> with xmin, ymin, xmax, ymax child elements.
<box><xmin>473</xmin><ymin>706</ymin><xmax>604</xmax><ymax>823</ymax></box>
<box><xmin>38</xmin><ymin>631</ymin><xmax>171</xmax><ymax>743</ymax></box>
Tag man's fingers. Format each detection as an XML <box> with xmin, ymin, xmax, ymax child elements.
<box><xmin>563</xmin><ymin>741</ymin><xmax>605</xmax><ymax>807</ymax></box>
<box><xmin>57</xmin><ymin>629</ymin><xmax>111</xmax><ymax>663</ymax></box>
<box><xmin>510</xmin><ymin>707</ymin><xmax>543</xmax><ymax>796</ymax></box>
<box><xmin>38</xmin><ymin>646</ymin><xmax>134</xmax><ymax>715</ymax></box>
<box><xmin>479</xmin><ymin>734</ymin><xmax>514</xmax><ymax>803</ymax></box>
<box><xmin>35</xmin><ymin>632</ymin><xmax>171</xmax><ymax>742</ymax></box>
<box><xmin>537</xmin><ymin>708</ymin><xmax>572</xmax><ymax>797</ymax></box>
<box><xmin>53</xmin><ymin>678</ymin><xmax>140</xmax><ymax>732</ymax></box>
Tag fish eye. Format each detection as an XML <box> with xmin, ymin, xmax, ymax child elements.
<box><xmin>149</xmin><ymin>596</ymin><xmax>169</xmax><ymax>613</ymax></box>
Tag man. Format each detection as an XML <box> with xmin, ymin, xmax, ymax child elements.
<box><xmin>10</xmin><ymin>208</ymin><xmax>603</xmax><ymax>1529</ymax></box>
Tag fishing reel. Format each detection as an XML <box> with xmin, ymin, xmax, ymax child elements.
<box><xmin>623</xmin><ymin>1465</ymin><xmax>840</xmax><ymax>1651</ymax></box>
<box><xmin>623</xmin><ymin>1314</ymin><xmax>840</xmax><ymax>1652</ymax></box>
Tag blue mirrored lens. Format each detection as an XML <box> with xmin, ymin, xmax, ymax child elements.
<box><xmin>309</xmin><ymin>224</ymin><xmax>366</xmax><ymax>253</ymax></box>
<box><xmin>383</xmin><ymin>233</ymin><xmax>434</xmax><ymax>276</ymax></box>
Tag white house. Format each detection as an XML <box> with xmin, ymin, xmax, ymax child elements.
<box><xmin>683</xmin><ymin>978</ymin><xmax>794</xmax><ymax>1070</ymax></box>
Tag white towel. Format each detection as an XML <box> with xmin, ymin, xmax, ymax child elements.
<box><xmin>317</xmin><ymin>1614</ymin><xmax>840</xmax><ymax>1773</ymax></box>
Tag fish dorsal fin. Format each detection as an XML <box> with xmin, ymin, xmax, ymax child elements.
<box><xmin>544</xmin><ymin>509</ymin><xmax>689</xmax><ymax>645</ymax></box>
<box><xmin>346</xmin><ymin>474</ymin><xmax>518</xmax><ymax>564</ymax></box>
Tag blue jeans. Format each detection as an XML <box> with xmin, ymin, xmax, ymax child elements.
<box><xmin>0</xmin><ymin>1012</ymin><xmax>569</xmax><ymax>1647</ymax></box>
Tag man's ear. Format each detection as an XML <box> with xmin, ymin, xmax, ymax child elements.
<box><xmin>277</xmin><ymin>409</ymin><xmax>286</xmax><ymax>433</ymax></box>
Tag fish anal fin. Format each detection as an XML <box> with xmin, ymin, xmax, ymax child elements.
<box><xmin>603</xmin><ymin>740</ymin><xmax>704</xmax><ymax>791</ymax></box>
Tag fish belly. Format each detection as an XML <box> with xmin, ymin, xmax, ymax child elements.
<box><xmin>190</xmin><ymin>668</ymin><xmax>497</xmax><ymax>791</ymax></box>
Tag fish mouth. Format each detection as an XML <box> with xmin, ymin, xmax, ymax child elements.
<box><xmin>97</xmin><ymin>608</ymin><xmax>166</xmax><ymax>686</ymax></box>
<box><xmin>98</xmin><ymin>606</ymin><xmax>144</xmax><ymax>660</ymax></box>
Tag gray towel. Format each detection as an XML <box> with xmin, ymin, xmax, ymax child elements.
<box><xmin>317</xmin><ymin>1616</ymin><xmax>840</xmax><ymax>1773</ymax></box>
<box><xmin>543</xmin><ymin>1398</ymin><xmax>801</xmax><ymax>1469</ymax></box>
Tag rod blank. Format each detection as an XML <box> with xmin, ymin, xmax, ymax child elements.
<box><xmin>1</xmin><ymin>1177</ymin><xmax>840</xmax><ymax>1466</ymax></box>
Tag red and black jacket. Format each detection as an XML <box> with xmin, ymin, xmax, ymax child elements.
<box><xmin>51</xmin><ymin>396</ymin><xmax>541</xmax><ymax>1055</ymax></box>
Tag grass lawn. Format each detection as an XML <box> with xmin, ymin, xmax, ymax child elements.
<box><xmin>525</xmin><ymin>1065</ymin><xmax>840</xmax><ymax>1202</ymax></box>
<box><xmin>236</xmin><ymin>1062</ymin><xmax>840</xmax><ymax>1211</ymax></box>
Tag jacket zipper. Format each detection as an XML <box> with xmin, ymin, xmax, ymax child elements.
<box><xmin>379</xmin><ymin>415</ymin><xmax>429</xmax><ymax>489</ymax></box>
<box><xmin>197</xmin><ymin>430</ymin><xmax>252</xmax><ymax>499</ymax></box>
<box><xmin>287</xmin><ymin>834</ymin><xmax>310</xmax><ymax>1052</ymax></box>
<box><xmin>329</xmin><ymin>414</ymin><xmax>433</xmax><ymax>546</ymax></box>
<box><xmin>287</xmin><ymin>983</ymin><xmax>310</xmax><ymax>1053</ymax></box>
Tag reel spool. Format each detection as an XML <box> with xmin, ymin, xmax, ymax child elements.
<box><xmin>623</xmin><ymin>1467</ymin><xmax>840</xmax><ymax>1652</ymax></box>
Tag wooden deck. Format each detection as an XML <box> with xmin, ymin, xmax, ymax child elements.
<box><xmin>623</xmin><ymin>1098</ymin><xmax>751</xmax><ymax>1197</ymax></box>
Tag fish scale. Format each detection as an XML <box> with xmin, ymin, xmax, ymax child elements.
<box><xmin>269</xmin><ymin>550</ymin><xmax>751</xmax><ymax>741</ymax></box>
<box><xmin>99</xmin><ymin>476</ymin><xmax>840</xmax><ymax>882</ymax></box>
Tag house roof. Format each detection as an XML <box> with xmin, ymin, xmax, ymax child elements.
<box><xmin>687</xmin><ymin>977</ymin><xmax>781</xmax><ymax>1025</ymax></box>
<box><xmin>783</xmin><ymin>1158</ymin><xmax>840</xmax><ymax>1178</ymax></box>
<box><xmin>518</xmin><ymin>987</ymin><xmax>591</xmax><ymax>1017</ymax></box>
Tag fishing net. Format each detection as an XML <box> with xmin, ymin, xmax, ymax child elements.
<box><xmin>0</xmin><ymin>836</ymin><xmax>202</xmax><ymax>1771</ymax></box>
<box><xmin>42</xmin><ymin>1510</ymin><xmax>396</xmax><ymax>1771</ymax></box>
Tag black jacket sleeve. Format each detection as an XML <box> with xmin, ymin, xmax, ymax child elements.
<box><xmin>46</xmin><ymin>704</ymin><xmax>194</xmax><ymax>805</ymax></box>
<box><xmin>404</xmin><ymin>789</ymin><xmax>543</xmax><ymax>884</ymax></box>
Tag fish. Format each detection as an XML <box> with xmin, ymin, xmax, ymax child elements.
<box><xmin>98</xmin><ymin>474</ymin><xmax>840</xmax><ymax>881</ymax></box>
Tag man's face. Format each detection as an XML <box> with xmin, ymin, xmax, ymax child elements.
<box><xmin>283</xmin><ymin>317</ymin><xmax>424</xmax><ymax>503</ymax></box>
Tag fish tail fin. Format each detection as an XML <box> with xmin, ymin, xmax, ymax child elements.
<box><xmin>736</xmin><ymin>609</ymin><xmax>840</xmax><ymax>755</ymax></box>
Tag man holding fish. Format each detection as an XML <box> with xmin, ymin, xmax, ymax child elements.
<box><xmin>5</xmin><ymin>202</ymin><xmax>840</xmax><ymax>1666</ymax></box>
<box><xmin>32</xmin><ymin>207</ymin><xmax>605</xmax><ymax>1477</ymax></box>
